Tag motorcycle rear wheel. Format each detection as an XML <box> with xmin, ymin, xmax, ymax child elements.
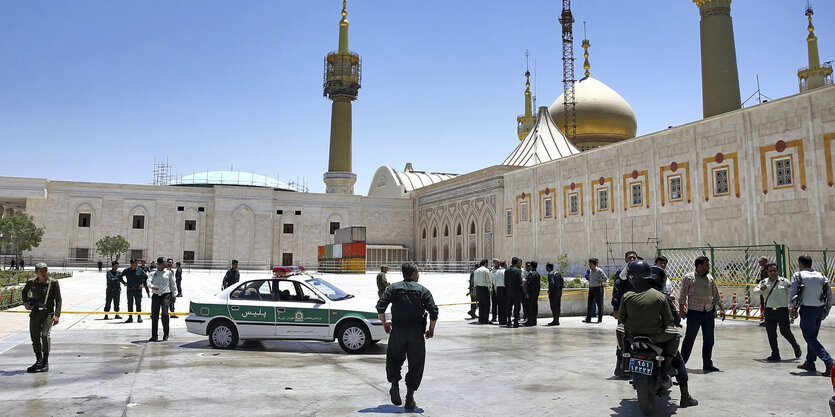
<box><xmin>636</xmin><ymin>380</ymin><xmax>656</xmax><ymax>416</ymax></box>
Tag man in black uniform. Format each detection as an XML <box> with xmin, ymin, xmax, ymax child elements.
<box><xmin>222</xmin><ymin>260</ymin><xmax>240</xmax><ymax>290</ymax></box>
<box><xmin>121</xmin><ymin>259</ymin><xmax>147</xmax><ymax>323</ymax></box>
<box><xmin>524</xmin><ymin>261</ymin><xmax>541</xmax><ymax>326</ymax></box>
<box><xmin>175</xmin><ymin>261</ymin><xmax>183</xmax><ymax>297</ymax></box>
<box><xmin>377</xmin><ymin>262</ymin><xmax>439</xmax><ymax>410</ymax></box>
<box><xmin>611</xmin><ymin>250</ymin><xmax>638</xmax><ymax>377</ymax></box>
<box><xmin>22</xmin><ymin>263</ymin><xmax>61</xmax><ymax>372</ymax></box>
<box><xmin>546</xmin><ymin>262</ymin><xmax>563</xmax><ymax>326</ymax></box>
<box><xmin>103</xmin><ymin>261</ymin><xmax>123</xmax><ymax>320</ymax></box>
<box><xmin>504</xmin><ymin>257</ymin><xmax>523</xmax><ymax>328</ymax></box>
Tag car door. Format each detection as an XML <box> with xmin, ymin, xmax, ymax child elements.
<box><xmin>227</xmin><ymin>280</ymin><xmax>277</xmax><ymax>339</ymax></box>
<box><xmin>274</xmin><ymin>280</ymin><xmax>330</xmax><ymax>339</ymax></box>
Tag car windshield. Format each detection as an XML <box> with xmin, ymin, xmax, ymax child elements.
<box><xmin>305</xmin><ymin>278</ymin><xmax>352</xmax><ymax>301</ymax></box>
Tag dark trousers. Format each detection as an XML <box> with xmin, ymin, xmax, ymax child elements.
<box><xmin>386</xmin><ymin>323</ymin><xmax>426</xmax><ymax>391</ymax></box>
<box><xmin>525</xmin><ymin>294</ymin><xmax>538</xmax><ymax>325</ymax></box>
<box><xmin>104</xmin><ymin>289</ymin><xmax>121</xmax><ymax>312</ymax></box>
<box><xmin>681</xmin><ymin>309</ymin><xmax>715</xmax><ymax>366</ymax></box>
<box><xmin>494</xmin><ymin>287</ymin><xmax>507</xmax><ymax>324</ymax></box>
<box><xmin>468</xmin><ymin>289</ymin><xmax>478</xmax><ymax>316</ymax></box>
<box><xmin>549</xmin><ymin>290</ymin><xmax>562</xmax><ymax>324</ymax></box>
<box><xmin>507</xmin><ymin>291</ymin><xmax>522</xmax><ymax>324</ymax></box>
<box><xmin>176</xmin><ymin>277</ymin><xmax>182</xmax><ymax>296</ymax></box>
<box><xmin>476</xmin><ymin>286</ymin><xmax>491</xmax><ymax>324</ymax></box>
<box><xmin>799</xmin><ymin>305</ymin><xmax>832</xmax><ymax>365</ymax></box>
<box><xmin>170</xmin><ymin>296</ymin><xmax>176</xmax><ymax>315</ymax></box>
<box><xmin>29</xmin><ymin>311</ymin><xmax>54</xmax><ymax>355</ymax></box>
<box><xmin>126</xmin><ymin>289</ymin><xmax>142</xmax><ymax>313</ymax></box>
<box><xmin>150</xmin><ymin>293</ymin><xmax>171</xmax><ymax>338</ymax></box>
<box><xmin>672</xmin><ymin>351</ymin><xmax>688</xmax><ymax>384</ymax></box>
<box><xmin>507</xmin><ymin>294</ymin><xmax>522</xmax><ymax>324</ymax></box>
<box><xmin>763</xmin><ymin>307</ymin><xmax>800</xmax><ymax>357</ymax></box>
<box><xmin>490</xmin><ymin>291</ymin><xmax>498</xmax><ymax>320</ymax></box>
<box><xmin>585</xmin><ymin>286</ymin><xmax>604</xmax><ymax>321</ymax></box>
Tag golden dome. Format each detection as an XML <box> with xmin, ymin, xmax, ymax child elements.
<box><xmin>548</xmin><ymin>76</ymin><xmax>637</xmax><ymax>149</ymax></box>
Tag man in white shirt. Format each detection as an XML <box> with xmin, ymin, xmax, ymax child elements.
<box><xmin>791</xmin><ymin>255</ymin><xmax>833</xmax><ymax>376</ymax></box>
<box><xmin>148</xmin><ymin>256</ymin><xmax>177</xmax><ymax>342</ymax></box>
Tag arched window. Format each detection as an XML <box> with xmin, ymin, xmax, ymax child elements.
<box><xmin>456</xmin><ymin>224</ymin><xmax>462</xmax><ymax>236</ymax></box>
<box><xmin>422</xmin><ymin>228</ymin><xmax>427</xmax><ymax>239</ymax></box>
<box><xmin>432</xmin><ymin>227</ymin><xmax>437</xmax><ymax>238</ymax></box>
<box><xmin>444</xmin><ymin>226</ymin><xmax>449</xmax><ymax>237</ymax></box>
<box><xmin>470</xmin><ymin>221</ymin><xmax>476</xmax><ymax>234</ymax></box>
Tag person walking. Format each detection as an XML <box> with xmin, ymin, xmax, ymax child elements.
<box><xmin>473</xmin><ymin>259</ymin><xmax>494</xmax><ymax>324</ymax></box>
<box><xmin>376</xmin><ymin>263</ymin><xmax>439</xmax><ymax>410</ymax></box>
<box><xmin>222</xmin><ymin>260</ymin><xmax>240</xmax><ymax>290</ymax></box>
<box><xmin>103</xmin><ymin>261</ymin><xmax>123</xmax><ymax>320</ymax></box>
<box><xmin>22</xmin><ymin>263</ymin><xmax>61</xmax><ymax>373</ymax></box>
<box><xmin>166</xmin><ymin>258</ymin><xmax>178</xmax><ymax>319</ymax></box>
<box><xmin>148</xmin><ymin>257</ymin><xmax>177</xmax><ymax>342</ymax></box>
<box><xmin>120</xmin><ymin>259</ymin><xmax>147</xmax><ymax>323</ymax></box>
<box><xmin>504</xmin><ymin>257</ymin><xmax>524</xmax><ymax>328</ymax></box>
<box><xmin>97</xmin><ymin>260</ymin><xmax>103</xmax><ymax>272</ymax></box>
<box><xmin>376</xmin><ymin>265</ymin><xmax>390</xmax><ymax>298</ymax></box>
<box><xmin>19</xmin><ymin>258</ymin><xmax>25</xmax><ymax>270</ymax></box>
<box><xmin>546</xmin><ymin>263</ymin><xmax>563</xmax><ymax>326</ymax></box>
<box><xmin>679</xmin><ymin>256</ymin><xmax>726</xmax><ymax>372</ymax></box>
<box><xmin>752</xmin><ymin>262</ymin><xmax>802</xmax><ymax>361</ymax></box>
<box><xmin>791</xmin><ymin>255</ymin><xmax>833</xmax><ymax>376</ymax></box>
<box><xmin>524</xmin><ymin>261</ymin><xmax>541</xmax><ymax>326</ymax></box>
<box><xmin>175</xmin><ymin>261</ymin><xmax>183</xmax><ymax>297</ymax></box>
<box><xmin>466</xmin><ymin>263</ymin><xmax>478</xmax><ymax>320</ymax></box>
<box><xmin>583</xmin><ymin>258</ymin><xmax>607</xmax><ymax>323</ymax></box>
<box><xmin>493</xmin><ymin>260</ymin><xmax>508</xmax><ymax>325</ymax></box>
<box><xmin>757</xmin><ymin>256</ymin><xmax>769</xmax><ymax>327</ymax></box>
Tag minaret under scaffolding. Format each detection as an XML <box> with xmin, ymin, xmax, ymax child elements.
<box><xmin>323</xmin><ymin>0</ymin><xmax>362</xmax><ymax>194</ymax></box>
<box><xmin>516</xmin><ymin>52</ymin><xmax>535</xmax><ymax>141</ymax></box>
<box><xmin>798</xmin><ymin>5</ymin><xmax>833</xmax><ymax>92</ymax></box>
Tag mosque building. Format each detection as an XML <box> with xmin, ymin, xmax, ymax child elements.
<box><xmin>2</xmin><ymin>1</ymin><xmax>835</xmax><ymax>270</ymax></box>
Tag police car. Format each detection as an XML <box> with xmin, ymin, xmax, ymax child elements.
<box><xmin>185</xmin><ymin>266</ymin><xmax>387</xmax><ymax>353</ymax></box>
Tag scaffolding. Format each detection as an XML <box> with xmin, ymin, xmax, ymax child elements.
<box><xmin>559</xmin><ymin>0</ymin><xmax>577</xmax><ymax>145</ymax></box>
<box><xmin>152</xmin><ymin>158</ymin><xmax>175</xmax><ymax>186</ymax></box>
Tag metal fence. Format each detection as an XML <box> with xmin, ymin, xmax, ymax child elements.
<box><xmin>657</xmin><ymin>244</ymin><xmax>832</xmax><ymax>320</ymax></box>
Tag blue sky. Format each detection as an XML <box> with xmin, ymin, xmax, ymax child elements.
<box><xmin>1</xmin><ymin>1</ymin><xmax>833</xmax><ymax>194</ymax></box>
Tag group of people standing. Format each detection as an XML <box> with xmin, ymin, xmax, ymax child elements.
<box><xmin>102</xmin><ymin>257</ymin><xmax>183</xmax><ymax>342</ymax></box>
<box><xmin>7</xmin><ymin>257</ymin><xmax>25</xmax><ymax>270</ymax></box>
<box><xmin>467</xmin><ymin>257</ymin><xmax>564</xmax><ymax>328</ymax></box>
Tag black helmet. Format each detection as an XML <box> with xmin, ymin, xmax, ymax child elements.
<box><xmin>626</xmin><ymin>260</ymin><xmax>653</xmax><ymax>286</ymax></box>
<box><xmin>649</xmin><ymin>266</ymin><xmax>667</xmax><ymax>291</ymax></box>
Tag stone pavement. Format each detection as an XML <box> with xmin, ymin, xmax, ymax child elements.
<box><xmin>0</xmin><ymin>268</ymin><xmax>833</xmax><ymax>416</ymax></box>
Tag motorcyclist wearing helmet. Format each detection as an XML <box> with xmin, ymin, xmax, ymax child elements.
<box><xmin>618</xmin><ymin>260</ymin><xmax>679</xmax><ymax>376</ymax></box>
<box><xmin>652</xmin><ymin>265</ymin><xmax>699</xmax><ymax>408</ymax></box>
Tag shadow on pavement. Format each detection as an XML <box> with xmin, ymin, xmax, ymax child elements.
<box><xmin>174</xmin><ymin>339</ymin><xmax>387</xmax><ymax>355</ymax></box>
<box><xmin>358</xmin><ymin>404</ymin><xmax>424</xmax><ymax>414</ymax></box>
<box><xmin>0</xmin><ymin>370</ymin><xmax>27</xmax><ymax>377</ymax></box>
<box><xmin>610</xmin><ymin>396</ymin><xmax>676</xmax><ymax>416</ymax></box>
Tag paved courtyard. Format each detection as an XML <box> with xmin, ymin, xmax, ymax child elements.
<box><xmin>0</xmin><ymin>268</ymin><xmax>833</xmax><ymax>416</ymax></box>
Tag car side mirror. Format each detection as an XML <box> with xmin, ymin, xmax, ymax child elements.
<box><xmin>315</xmin><ymin>298</ymin><xmax>326</xmax><ymax>304</ymax></box>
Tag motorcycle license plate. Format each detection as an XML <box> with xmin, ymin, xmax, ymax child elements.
<box><xmin>629</xmin><ymin>358</ymin><xmax>653</xmax><ymax>375</ymax></box>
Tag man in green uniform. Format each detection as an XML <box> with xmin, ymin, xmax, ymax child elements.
<box><xmin>22</xmin><ymin>262</ymin><xmax>62</xmax><ymax>373</ymax></box>
<box><xmin>377</xmin><ymin>262</ymin><xmax>439</xmax><ymax>410</ymax></box>
<box><xmin>618</xmin><ymin>260</ymin><xmax>679</xmax><ymax>377</ymax></box>
<box><xmin>376</xmin><ymin>265</ymin><xmax>389</xmax><ymax>298</ymax></box>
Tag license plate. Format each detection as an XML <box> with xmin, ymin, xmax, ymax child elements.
<box><xmin>629</xmin><ymin>358</ymin><xmax>653</xmax><ymax>375</ymax></box>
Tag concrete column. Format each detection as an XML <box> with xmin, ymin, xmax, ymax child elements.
<box><xmin>695</xmin><ymin>0</ymin><xmax>741</xmax><ymax>118</ymax></box>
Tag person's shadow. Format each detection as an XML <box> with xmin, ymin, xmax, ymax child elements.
<box><xmin>358</xmin><ymin>404</ymin><xmax>424</xmax><ymax>414</ymax></box>
<box><xmin>610</xmin><ymin>395</ymin><xmax>676</xmax><ymax>416</ymax></box>
<box><xmin>0</xmin><ymin>370</ymin><xmax>28</xmax><ymax>377</ymax></box>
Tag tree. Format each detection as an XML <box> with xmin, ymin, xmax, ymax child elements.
<box><xmin>0</xmin><ymin>212</ymin><xmax>44</xmax><ymax>257</ymax></box>
<box><xmin>95</xmin><ymin>235</ymin><xmax>130</xmax><ymax>262</ymax></box>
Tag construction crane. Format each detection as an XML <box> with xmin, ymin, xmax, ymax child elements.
<box><xmin>559</xmin><ymin>0</ymin><xmax>577</xmax><ymax>144</ymax></box>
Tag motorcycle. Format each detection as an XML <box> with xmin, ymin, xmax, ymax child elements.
<box><xmin>618</xmin><ymin>326</ymin><xmax>676</xmax><ymax>416</ymax></box>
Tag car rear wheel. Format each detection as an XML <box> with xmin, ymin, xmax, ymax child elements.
<box><xmin>209</xmin><ymin>320</ymin><xmax>239</xmax><ymax>349</ymax></box>
<box><xmin>337</xmin><ymin>321</ymin><xmax>370</xmax><ymax>353</ymax></box>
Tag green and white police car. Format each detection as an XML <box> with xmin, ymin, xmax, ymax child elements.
<box><xmin>185</xmin><ymin>266</ymin><xmax>387</xmax><ymax>353</ymax></box>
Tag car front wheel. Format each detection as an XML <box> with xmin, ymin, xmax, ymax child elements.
<box><xmin>209</xmin><ymin>320</ymin><xmax>239</xmax><ymax>349</ymax></box>
<box><xmin>337</xmin><ymin>321</ymin><xmax>371</xmax><ymax>353</ymax></box>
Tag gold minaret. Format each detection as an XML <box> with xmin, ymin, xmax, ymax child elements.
<box><xmin>797</xmin><ymin>5</ymin><xmax>833</xmax><ymax>92</ymax></box>
<box><xmin>693</xmin><ymin>0</ymin><xmax>741</xmax><ymax>118</ymax></box>
<box><xmin>582</xmin><ymin>37</ymin><xmax>590</xmax><ymax>78</ymax></box>
<box><xmin>516</xmin><ymin>51</ymin><xmax>535</xmax><ymax>141</ymax></box>
<box><xmin>323</xmin><ymin>0</ymin><xmax>361</xmax><ymax>194</ymax></box>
